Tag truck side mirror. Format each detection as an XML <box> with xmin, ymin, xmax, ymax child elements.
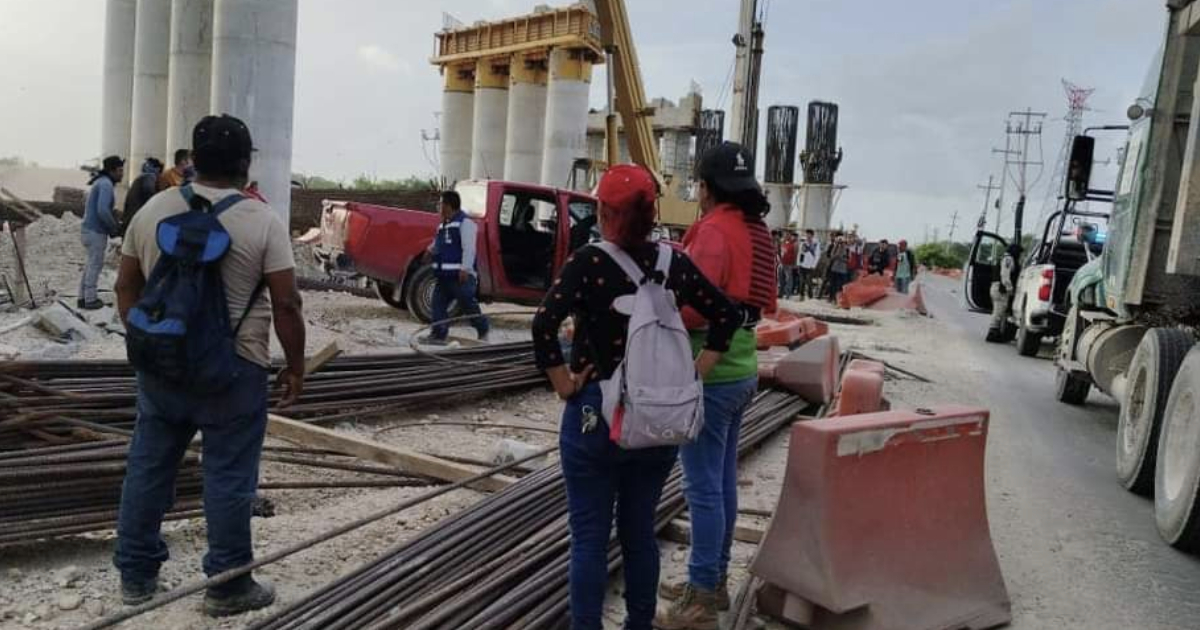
<box><xmin>1066</xmin><ymin>135</ymin><xmax>1095</xmax><ymax>201</ymax></box>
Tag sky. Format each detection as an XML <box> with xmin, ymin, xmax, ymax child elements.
<box><xmin>0</xmin><ymin>0</ymin><xmax>1166</xmax><ymax>242</ymax></box>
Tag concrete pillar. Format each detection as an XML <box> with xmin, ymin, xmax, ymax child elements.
<box><xmin>661</xmin><ymin>129</ymin><xmax>692</xmax><ymax>178</ymax></box>
<box><xmin>129</xmin><ymin>0</ymin><xmax>172</xmax><ymax>180</ymax></box>
<box><xmin>470</xmin><ymin>59</ymin><xmax>509</xmax><ymax>180</ymax></box>
<box><xmin>503</xmin><ymin>55</ymin><xmax>548</xmax><ymax>184</ymax></box>
<box><xmin>764</xmin><ymin>182</ymin><xmax>794</xmax><ymax>231</ymax></box>
<box><xmin>102</xmin><ymin>0</ymin><xmax>138</xmax><ymax>162</ymax></box>
<box><xmin>211</xmin><ymin>0</ymin><xmax>299</xmax><ymax>225</ymax></box>
<box><xmin>439</xmin><ymin>65</ymin><xmax>474</xmax><ymax>185</ymax></box>
<box><xmin>796</xmin><ymin>184</ymin><xmax>835</xmax><ymax>231</ymax></box>
<box><xmin>166</xmin><ymin>0</ymin><xmax>213</xmax><ymax>160</ymax></box>
<box><xmin>541</xmin><ymin>48</ymin><xmax>591</xmax><ymax>189</ymax></box>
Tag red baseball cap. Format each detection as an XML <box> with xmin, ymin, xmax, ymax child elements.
<box><xmin>595</xmin><ymin>164</ymin><xmax>658</xmax><ymax>212</ymax></box>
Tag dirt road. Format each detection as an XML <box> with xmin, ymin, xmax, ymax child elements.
<box><xmin>921</xmin><ymin>275</ymin><xmax>1200</xmax><ymax>629</ymax></box>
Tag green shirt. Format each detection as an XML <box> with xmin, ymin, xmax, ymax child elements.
<box><xmin>691</xmin><ymin>328</ymin><xmax>758</xmax><ymax>384</ymax></box>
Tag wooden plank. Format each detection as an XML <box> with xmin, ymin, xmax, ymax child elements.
<box><xmin>303</xmin><ymin>341</ymin><xmax>342</xmax><ymax>376</ymax></box>
<box><xmin>0</xmin><ymin>188</ymin><xmax>42</xmax><ymax>221</ymax></box>
<box><xmin>266</xmin><ymin>414</ymin><xmax>517</xmax><ymax>493</ymax></box>
<box><xmin>660</xmin><ymin>518</ymin><xmax>765</xmax><ymax>546</ymax></box>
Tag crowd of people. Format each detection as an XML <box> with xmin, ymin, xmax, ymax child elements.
<box><xmin>775</xmin><ymin>229</ymin><xmax>918</xmax><ymax>302</ymax></box>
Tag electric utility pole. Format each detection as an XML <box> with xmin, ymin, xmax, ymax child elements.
<box><xmin>1002</xmin><ymin>107</ymin><xmax>1046</xmax><ymax>244</ymax></box>
<box><xmin>976</xmin><ymin>175</ymin><xmax>1001</xmax><ymax>230</ymax></box>
<box><xmin>948</xmin><ymin>210</ymin><xmax>961</xmax><ymax>243</ymax></box>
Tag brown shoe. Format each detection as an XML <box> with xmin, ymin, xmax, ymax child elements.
<box><xmin>653</xmin><ymin>583</ymin><xmax>720</xmax><ymax>630</ymax></box>
<box><xmin>658</xmin><ymin>577</ymin><xmax>731</xmax><ymax>611</ymax></box>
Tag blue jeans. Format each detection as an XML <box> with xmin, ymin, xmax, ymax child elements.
<box><xmin>680</xmin><ymin>377</ymin><xmax>758</xmax><ymax>590</ymax></box>
<box><xmin>114</xmin><ymin>357</ymin><xmax>268</xmax><ymax>595</ymax></box>
<box><xmin>561</xmin><ymin>384</ymin><xmax>676</xmax><ymax>630</ymax></box>
<box><xmin>79</xmin><ymin>229</ymin><xmax>107</xmax><ymax>302</ymax></box>
<box><xmin>895</xmin><ymin>276</ymin><xmax>912</xmax><ymax>294</ymax></box>
<box><xmin>431</xmin><ymin>273</ymin><xmax>489</xmax><ymax>339</ymax></box>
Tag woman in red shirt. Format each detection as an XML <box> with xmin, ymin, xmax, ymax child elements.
<box><xmin>657</xmin><ymin>142</ymin><xmax>777</xmax><ymax>629</ymax></box>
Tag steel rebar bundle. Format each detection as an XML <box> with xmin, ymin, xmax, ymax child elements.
<box><xmin>250</xmin><ymin>390</ymin><xmax>810</xmax><ymax>630</ymax></box>
<box><xmin>0</xmin><ymin>342</ymin><xmax>547</xmax><ymax>446</ymax></box>
<box><xmin>0</xmin><ymin>440</ymin><xmax>204</xmax><ymax>545</ymax></box>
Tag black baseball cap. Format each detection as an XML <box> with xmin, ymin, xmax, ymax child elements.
<box><xmin>102</xmin><ymin>155</ymin><xmax>125</xmax><ymax>172</ymax></box>
<box><xmin>192</xmin><ymin>114</ymin><xmax>254</xmax><ymax>164</ymax></box>
<box><xmin>696</xmin><ymin>141</ymin><xmax>759</xmax><ymax>193</ymax></box>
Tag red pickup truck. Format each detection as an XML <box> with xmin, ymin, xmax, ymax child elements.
<box><xmin>316</xmin><ymin>180</ymin><xmax>600</xmax><ymax>322</ymax></box>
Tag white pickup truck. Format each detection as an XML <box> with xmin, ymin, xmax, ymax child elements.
<box><xmin>965</xmin><ymin>208</ymin><xmax>1107</xmax><ymax>356</ymax></box>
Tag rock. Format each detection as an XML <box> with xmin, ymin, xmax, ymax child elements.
<box><xmin>22</xmin><ymin>612</ymin><xmax>38</xmax><ymax>624</ymax></box>
<box><xmin>489</xmin><ymin>438</ymin><xmax>547</xmax><ymax>468</ymax></box>
<box><xmin>33</xmin><ymin>602</ymin><xmax>52</xmax><ymax>620</ymax></box>
<box><xmin>34</xmin><ymin>302</ymin><xmax>96</xmax><ymax>342</ymax></box>
<box><xmin>670</xmin><ymin>550</ymin><xmax>687</xmax><ymax>563</ymax></box>
<box><xmin>56</xmin><ymin>594</ymin><xmax>82</xmax><ymax>611</ymax></box>
<box><xmin>83</xmin><ymin>599</ymin><xmax>106</xmax><ymax>617</ymax></box>
<box><xmin>6</xmin><ymin>567</ymin><xmax>22</xmax><ymax>580</ymax></box>
<box><xmin>55</xmin><ymin>565</ymin><xmax>82</xmax><ymax>587</ymax></box>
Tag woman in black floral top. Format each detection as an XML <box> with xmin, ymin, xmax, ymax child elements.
<box><xmin>531</xmin><ymin>165</ymin><xmax>740</xmax><ymax>630</ymax></box>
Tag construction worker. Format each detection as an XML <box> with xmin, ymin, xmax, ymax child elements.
<box><xmin>120</xmin><ymin>157</ymin><xmax>163</xmax><ymax>236</ymax></box>
<box><xmin>79</xmin><ymin>155</ymin><xmax>124</xmax><ymax>310</ymax></box>
<box><xmin>657</xmin><ymin>142</ymin><xmax>777</xmax><ymax>630</ymax></box>
<box><xmin>157</xmin><ymin>148</ymin><xmax>193</xmax><ymax>191</ymax></box>
<box><xmin>113</xmin><ymin>115</ymin><xmax>306</xmax><ymax>617</ymax></box>
<box><xmin>420</xmin><ymin>191</ymin><xmax>490</xmax><ymax>344</ymax></box>
<box><xmin>531</xmin><ymin>164</ymin><xmax>738</xmax><ymax>630</ymax></box>
<box><xmin>868</xmin><ymin>239</ymin><xmax>891</xmax><ymax>275</ymax></box>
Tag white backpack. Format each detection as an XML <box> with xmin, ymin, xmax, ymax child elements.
<box><xmin>595</xmin><ymin>241</ymin><xmax>705</xmax><ymax>449</ymax></box>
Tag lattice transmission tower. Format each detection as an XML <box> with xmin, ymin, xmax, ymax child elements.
<box><xmin>1039</xmin><ymin>80</ymin><xmax>1094</xmax><ymax>224</ymax></box>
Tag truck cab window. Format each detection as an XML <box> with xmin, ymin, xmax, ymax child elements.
<box><xmin>568</xmin><ymin>199</ymin><xmax>599</xmax><ymax>252</ymax></box>
<box><xmin>498</xmin><ymin>190</ymin><xmax>558</xmax><ymax>290</ymax></box>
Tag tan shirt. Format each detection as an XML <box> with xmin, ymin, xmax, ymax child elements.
<box><xmin>122</xmin><ymin>184</ymin><xmax>294</xmax><ymax>367</ymax></box>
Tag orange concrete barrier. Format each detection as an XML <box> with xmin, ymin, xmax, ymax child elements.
<box><xmin>838</xmin><ymin>280</ymin><xmax>890</xmax><ymax>309</ymax></box>
<box><xmin>834</xmin><ymin>364</ymin><xmax>885</xmax><ymax>416</ymax></box>
<box><xmin>799</xmin><ymin>317</ymin><xmax>829</xmax><ymax>340</ymax></box>
<box><xmin>845</xmin><ymin>359</ymin><xmax>885</xmax><ymax>375</ymax></box>
<box><xmin>774</xmin><ymin>336</ymin><xmax>840</xmax><ymax>404</ymax></box>
<box><xmin>751</xmin><ymin>406</ymin><xmax>1011</xmax><ymax>630</ymax></box>
<box><xmin>757</xmin><ymin>318</ymin><xmax>805</xmax><ymax>350</ymax></box>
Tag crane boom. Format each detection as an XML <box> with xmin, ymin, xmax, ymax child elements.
<box><xmin>592</xmin><ymin>0</ymin><xmax>662</xmax><ymax>177</ymax></box>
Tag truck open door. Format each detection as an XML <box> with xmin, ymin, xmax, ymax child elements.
<box><xmin>964</xmin><ymin>230</ymin><xmax>1008</xmax><ymax>313</ymax></box>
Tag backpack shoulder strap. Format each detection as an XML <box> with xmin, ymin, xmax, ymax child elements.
<box><xmin>211</xmin><ymin>193</ymin><xmax>247</xmax><ymax>217</ymax></box>
<box><xmin>595</xmin><ymin>241</ymin><xmax>646</xmax><ymax>285</ymax></box>
<box><xmin>652</xmin><ymin>243</ymin><xmax>673</xmax><ymax>280</ymax></box>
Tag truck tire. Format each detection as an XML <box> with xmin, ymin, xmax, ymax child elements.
<box><xmin>1155</xmin><ymin>346</ymin><xmax>1200</xmax><ymax>552</ymax></box>
<box><xmin>1015</xmin><ymin>306</ymin><xmax>1042</xmax><ymax>357</ymax></box>
<box><xmin>374</xmin><ymin>281</ymin><xmax>406</xmax><ymax>310</ymax></box>
<box><xmin>1055</xmin><ymin>367</ymin><xmax>1090</xmax><ymax>405</ymax></box>
<box><xmin>1117</xmin><ymin>328</ymin><xmax>1196</xmax><ymax>496</ymax></box>
<box><xmin>404</xmin><ymin>265</ymin><xmax>461</xmax><ymax>325</ymax></box>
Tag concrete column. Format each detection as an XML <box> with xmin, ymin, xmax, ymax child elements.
<box><xmin>661</xmin><ymin>130</ymin><xmax>692</xmax><ymax>178</ymax></box>
<box><xmin>764</xmin><ymin>182</ymin><xmax>794</xmax><ymax>231</ymax></box>
<box><xmin>470</xmin><ymin>59</ymin><xmax>509</xmax><ymax>180</ymax></box>
<box><xmin>796</xmin><ymin>184</ymin><xmax>835</xmax><ymax>231</ymax></box>
<box><xmin>101</xmin><ymin>0</ymin><xmax>138</xmax><ymax>162</ymax></box>
<box><xmin>211</xmin><ymin>0</ymin><xmax>299</xmax><ymax>225</ymax></box>
<box><xmin>439</xmin><ymin>65</ymin><xmax>474</xmax><ymax>185</ymax></box>
<box><xmin>129</xmin><ymin>0</ymin><xmax>172</xmax><ymax>180</ymax></box>
<box><xmin>541</xmin><ymin>48</ymin><xmax>591</xmax><ymax>189</ymax></box>
<box><xmin>503</xmin><ymin>55</ymin><xmax>547</xmax><ymax>184</ymax></box>
<box><xmin>165</xmin><ymin>0</ymin><xmax>213</xmax><ymax>160</ymax></box>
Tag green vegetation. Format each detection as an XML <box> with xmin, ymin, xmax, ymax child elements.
<box><xmin>293</xmin><ymin>173</ymin><xmax>436</xmax><ymax>192</ymax></box>
<box><xmin>915</xmin><ymin>241</ymin><xmax>970</xmax><ymax>269</ymax></box>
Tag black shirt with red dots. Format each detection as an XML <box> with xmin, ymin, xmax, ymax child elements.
<box><xmin>532</xmin><ymin>242</ymin><xmax>741</xmax><ymax>381</ymax></box>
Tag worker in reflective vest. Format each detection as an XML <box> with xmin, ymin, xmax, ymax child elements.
<box><xmin>420</xmin><ymin>190</ymin><xmax>490</xmax><ymax>345</ymax></box>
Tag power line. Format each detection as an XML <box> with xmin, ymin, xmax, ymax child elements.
<box><xmin>977</xmin><ymin>175</ymin><xmax>1001</xmax><ymax>230</ymax></box>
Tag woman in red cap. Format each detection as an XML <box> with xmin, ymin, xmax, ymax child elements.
<box><xmin>657</xmin><ymin>142</ymin><xmax>777</xmax><ymax>630</ymax></box>
<box><xmin>532</xmin><ymin>164</ymin><xmax>740</xmax><ymax>630</ymax></box>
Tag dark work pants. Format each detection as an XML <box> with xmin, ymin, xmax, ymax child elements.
<box><xmin>114</xmin><ymin>358</ymin><xmax>268</xmax><ymax>595</ymax></box>
<box><xmin>431</xmin><ymin>273</ymin><xmax>489</xmax><ymax>340</ymax></box>
<box><xmin>561</xmin><ymin>384</ymin><xmax>676</xmax><ymax>630</ymax></box>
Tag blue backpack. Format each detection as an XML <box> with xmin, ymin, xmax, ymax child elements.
<box><xmin>125</xmin><ymin>185</ymin><xmax>264</xmax><ymax>393</ymax></box>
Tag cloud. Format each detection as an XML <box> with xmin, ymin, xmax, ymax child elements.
<box><xmin>356</xmin><ymin>44</ymin><xmax>409</xmax><ymax>74</ymax></box>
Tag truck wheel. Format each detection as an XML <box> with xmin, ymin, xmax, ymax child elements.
<box><xmin>1015</xmin><ymin>310</ymin><xmax>1041</xmax><ymax>357</ymax></box>
<box><xmin>1155</xmin><ymin>346</ymin><xmax>1200</xmax><ymax>552</ymax></box>
<box><xmin>375</xmin><ymin>281</ymin><xmax>406</xmax><ymax>310</ymax></box>
<box><xmin>1055</xmin><ymin>368</ymin><xmax>1090</xmax><ymax>405</ymax></box>
<box><xmin>404</xmin><ymin>265</ymin><xmax>461</xmax><ymax>325</ymax></box>
<box><xmin>1117</xmin><ymin>328</ymin><xmax>1196</xmax><ymax>496</ymax></box>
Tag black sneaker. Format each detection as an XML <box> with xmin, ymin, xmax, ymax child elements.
<box><xmin>204</xmin><ymin>578</ymin><xmax>276</xmax><ymax>618</ymax></box>
<box><xmin>80</xmin><ymin>299</ymin><xmax>106</xmax><ymax>310</ymax></box>
<box><xmin>121</xmin><ymin>579</ymin><xmax>162</xmax><ymax>606</ymax></box>
<box><xmin>417</xmin><ymin>335</ymin><xmax>448</xmax><ymax>346</ymax></box>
